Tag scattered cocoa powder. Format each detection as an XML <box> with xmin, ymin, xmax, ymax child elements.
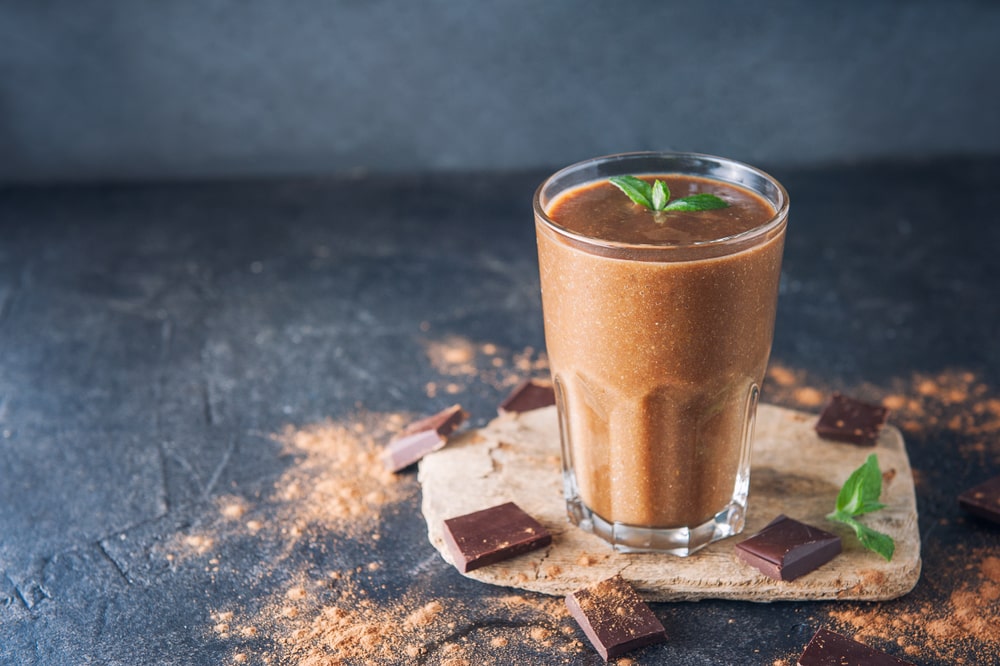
<box><xmin>404</xmin><ymin>601</ymin><xmax>444</xmax><ymax>629</ymax></box>
<box><xmin>829</xmin><ymin>547</ymin><xmax>1000</xmax><ymax>663</ymax></box>
<box><xmin>269</xmin><ymin>415</ymin><xmax>409</xmax><ymax>532</ymax></box>
<box><xmin>226</xmin><ymin>570</ymin><xmax>579</xmax><ymax>665</ymax></box>
<box><xmin>175</xmin><ymin>402</ymin><xmax>588</xmax><ymax>665</ymax></box>
<box><xmin>764</xmin><ymin>363</ymin><xmax>1000</xmax><ymax>463</ymax></box>
<box><xmin>423</xmin><ymin>335</ymin><xmax>549</xmax><ymax>396</ymax></box>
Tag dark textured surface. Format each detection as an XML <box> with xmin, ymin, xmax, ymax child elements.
<box><xmin>2</xmin><ymin>2</ymin><xmax>1000</xmax><ymax>183</ymax></box>
<box><xmin>1</xmin><ymin>159</ymin><xmax>999</xmax><ymax>664</ymax></box>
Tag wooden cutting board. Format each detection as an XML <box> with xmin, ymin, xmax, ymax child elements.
<box><xmin>419</xmin><ymin>404</ymin><xmax>920</xmax><ymax>602</ymax></box>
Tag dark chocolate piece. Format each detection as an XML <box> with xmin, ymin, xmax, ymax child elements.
<box><xmin>959</xmin><ymin>475</ymin><xmax>1000</xmax><ymax>525</ymax></box>
<box><xmin>497</xmin><ymin>379</ymin><xmax>556</xmax><ymax>414</ymax></box>
<box><xmin>442</xmin><ymin>501</ymin><xmax>551</xmax><ymax>573</ymax></box>
<box><xmin>498</xmin><ymin>378</ymin><xmax>556</xmax><ymax>415</ymax></box>
<box><xmin>815</xmin><ymin>392</ymin><xmax>890</xmax><ymax>445</ymax></box>
<box><xmin>735</xmin><ymin>515</ymin><xmax>841</xmax><ymax>581</ymax></box>
<box><xmin>382</xmin><ymin>404</ymin><xmax>467</xmax><ymax>472</ymax></box>
<box><xmin>565</xmin><ymin>575</ymin><xmax>667</xmax><ymax>662</ymax></box>
<box><xmin>798</xmin><ymin>628</ymin><xmax>916</xmax><ymax>666</ymax></box>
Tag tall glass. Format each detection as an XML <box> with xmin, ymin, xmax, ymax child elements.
<box><xmin>534</xmin><ymin>152</ymin><xmax>788</xmax><ymax>555</ymax></box>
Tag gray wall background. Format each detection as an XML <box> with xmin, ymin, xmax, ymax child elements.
<box><xmin>1</xmin><ymin>1</ymin><xmax>998</xmax><ymax>184</ymax></box>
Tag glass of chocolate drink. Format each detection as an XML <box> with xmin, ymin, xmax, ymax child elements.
<box><xmin>534</xmin><ymin>152</ymin><xmax>788</xmax><ymax>555</ymax></box>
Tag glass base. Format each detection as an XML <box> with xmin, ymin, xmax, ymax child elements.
<box><xmin>565</xmin><ymin>496</ymin><xmax>746</xmax><ymax>556</ymax></box>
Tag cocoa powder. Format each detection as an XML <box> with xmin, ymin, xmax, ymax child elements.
<box><xmin>189</xmin><ymin>406</ymin><xmax>583</xmax><ymax>665</ymax></box>
<box><xmin>423</xmin><ymin>335</ymin><xmax>549</xmax><ymax>396</ymax></box>
<box><xmin>829</xmin><ymin>547</ymin><xmax>1000</xmax><ymax>663</ymax></box>
<box><xmin>765</xmin><ymin>364</ymin><xmax>1000</xmax><ymax>463</ymax></box>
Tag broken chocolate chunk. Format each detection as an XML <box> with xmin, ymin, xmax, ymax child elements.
<box><xmin>815</xmin><ymin>392</ymin><xmax>890</xmax><ymax>445</ymax></box>
<box><xmin>959</xmin><ymin>475</ymin><xmax>1000</xmax><ymax>525</ymax></box>
<box><xmin>498</xmin><ymin>379</ymin><xmax>556</xmax><ymax>415</ymax></box>
<box><xmin>565</xmin><ymin>575</ymin><xmax>667</xmax><ymax>662</ymax></box>
<box><xmin>382</xmin><ymin>404</ymin><xmax>467</xmax><ymax>473</ymax></box>
<box><xmin>442</xmin><ymin>501</ymin><xmax>551</xmax><ymax>573</ymax></box>
<box><xmin>735</xmin><ymin>515</ymin><xmax>841</xmax><ymax>581</ymax></box>
<box><xmin>798</xmin><ymin>628</ymin><xmax>916</xmax><ymax>666</ymax></box>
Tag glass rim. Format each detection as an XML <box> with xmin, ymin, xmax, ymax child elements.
<box><xmin>533</xmin><ymin>151</ymin><xmax>789</xmax><ymax>254</ymax></box>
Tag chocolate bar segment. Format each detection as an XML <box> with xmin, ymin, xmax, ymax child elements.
<box><xmin>735</xmin><ymin>515</ymin><xmax>841</xmax><ymax>581</ymax></box>
<box><xmin>815</xmin><ymin>392</ymin><xmax>890</xmax><ymax>445</ymax></box>
<box><xmin>959</xmin><ymin>475</ymin><xmax>1000</xmax><ymax>525</ymax></box>
<box><xmin>498</xmin><ymin>379</ymin><xmax>556</xmax><ymax>415</ymax></box>
<box><xmin>798</xmin><ymin>628</ymin><xmax>916</xmax><ymax>665</ymax></box>
<box><xmin>382</xmin><ymin>404</ymin><xmax>467</xmax><ymax>472</ymax></box>
<box><xmin>442</xmin><ymin>501</ymin><xmax>551</xmax><ymax>573</ymax></box>
<box><xmin>565</xmin><ymin>575</ymin><xmax>666</xmax><ymax>662</ymax></box>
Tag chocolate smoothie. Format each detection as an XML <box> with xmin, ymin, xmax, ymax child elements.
<box><xmin>535</xmin><ymin>160</ymin><xmax>787</xmax><ymax>549</ymax></box>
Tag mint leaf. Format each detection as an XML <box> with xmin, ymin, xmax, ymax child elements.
<box><xmin>834</xmin><ymin>453</ymin><xmax>885</xmax><ymax>516</ymax></box>
<box><xmin>608</xmin><ymin>176</ymin><xmax>653</xmax><ymax>209</ymax></box>
<box><xmin>608</xmin><ymin>176</ymin><xmax>729</xmax><ymax>213</ymax></box>
<box><xmin>662</xmin><ymin>193</ymin><xmax>730</xmax><ymax>212</ymax></box>
<box><xmin>827</xmin><ymin>454</ymin><xmax>895</xmax><ymax>560</ymax></box>
<box><xmin>832</xmin><ymin>514</ymin><xmax>895</xmax><ymax>562</ymax></box>
<box><xmin>651</xmin><ymin>180</ymin><xmax>669</xmax><ymax>211</ymax></box>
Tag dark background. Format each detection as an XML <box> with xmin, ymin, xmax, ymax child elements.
<box><xmin>1</xmin><ymin>1</ymin><xmax>998</xmax><ymax>184</ymax></box>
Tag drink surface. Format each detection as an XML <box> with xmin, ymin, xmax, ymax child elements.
<box><xmin>545</xmin><ymin>175</ymin><xmax>775</xmax><ymax>245</ymax></box>
<box><xmin>536</xmin><ymin>172</ymin><xmax>785</xmax><ymax>530</ymax></box>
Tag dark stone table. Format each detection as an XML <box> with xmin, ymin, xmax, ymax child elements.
<box><xmin>1</xmin><ymin>159</ymin><xmax>998</xmax><ymax>665</ymax></box>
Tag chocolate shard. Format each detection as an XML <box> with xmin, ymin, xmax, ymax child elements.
<box><xmin>565</xmin><ymin>575</ymin><xmax>667</xmax><ymax>662</ymax></box>
<box><xmin>382</xmin><ymin>404</ymin><xmax>467</xmax><ymax>473</ymax></box>
<box><xmin>958</xmin><ymin>475</ymin><xmax>1000</xmax><ymax>525</ymax></box>
<box><xmin>442</xmin><ymin>501</ymin><xmax>551</xmax><ymax>573</ymax></box>
<box><xmin>498</xmin><ymin>379</ymin><xmax>556</xmax><ymax>415</ymax></box>
<box><xmin>815</xmin><ymin>392</ymin><xmax>890</xmax><ymax>445</ymax></box>
<box><xmin>798</xmin><ymin>628</ymin><xmax>916</xmax><ymax>666</ymax></box>
<box><xmin>735</xmin><ymin>515</ymin><xmax>841</xmax><ymax>581</ymax></box>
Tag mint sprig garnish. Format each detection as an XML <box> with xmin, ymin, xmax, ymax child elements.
<box><xmin>608</xmin><ymin>175</ymin><xmax>729</xmax><ymax>212</ymax></box>
<box><xmin>827</xmin><ymin>454</ymin><xmax>895</xmax><ymax>561</ymax></box>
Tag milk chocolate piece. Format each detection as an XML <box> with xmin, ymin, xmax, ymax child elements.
<box><xmin>382</xmin><ymin>404</ymin><xmax>466</xmax><ymax>472</ymax></box>
<box><xmin>815</xmin><ymin>392</ymin><xmax>889</xmax><ymax>445</ymax></box>
<box><xmin>959</xmin><ymin>475</ymin><xmax>1000</xmax><ymax>525</ymax></box>
<box><xmin>565</xmin><ymin>575</ymin><xmax>666</xmax><ymax>662</ymax></box>
<box><xmin>442</xmin><ymin>501</ymin><xmax>551</xmax><ymax>573</ymax></box>
<box><xmin>735</xmin><ymin>515</ymin><xmax>841</xmax><ymax>581</ymax></box>
<box><xmin>798</xmin><ymin>628</ymin><xmax>916</xmax><ymax>666</ymax></box>
<box><xmin>498</xmin><ymin>379</ymin><xmax>556</xmax><ymax>415</ymax></box>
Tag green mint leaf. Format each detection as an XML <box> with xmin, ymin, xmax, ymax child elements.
<box><xmin>608</xmin><ymin>175</ymin><xmax>653</xmax><ymax>209</ymax></box>
<box><xmin>608</xmin><ymin>177</ymin><xmax>730</xmax><ymax>214</ymax></box>
<box><xmin>828</xmin><ymin>454</ymin><xmax>894</xmax><ymax>560</ymax></box>
<box><xmin>662</xmin><ymin>193</ymin><xmax>730</xmax><ymax>212</ymax></box>
<box><xmin>830</xmin><ymin>513</ymin><xmax>895</xmax><ymax>562</ymax></box>
<box><xmin>834</xmin><ymin>454</ymin><xmax>884</xmax><ymax>516</ymax></box>
<box><xmin>651</xmin><ymin>180</ymin><xmax>669</xmax><ymax>211</ymax></box>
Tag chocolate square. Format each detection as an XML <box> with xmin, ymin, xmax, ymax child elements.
<box><xmin>959</xmin><ymin>475</ymin><xmax>1000</xmax><ymax>525</ymax></box>
<box><xmin>442</xmin><ymin>501</ymin><xmax>551</xmax><ymax>573</ymax></box>
<box><xmin>565</xmin><ymin>575</ymin><xmax>666</xmax><ymax>662</ymax></box>
<box><xmin>382</xmin><ymin>404</ymin><xmax>467</xmax><ymax>472</ymax></box>
<box><xmin>815</xmin><ymin>393</ymin><xmax>890</xmax><ymax>445</ymax></box>
<box><xmin>498</xmin><ymin>379</ymin><xmax>556</xmax><ymax>415</ymax></box>
<box><xmin>735</xmin><ymin>515</ymin><xmax>841</xmax><ymax>581</ymax></box>
<box><xmin>798</xmin><ymin>628</ymin><xmax>916</xmax><ymax>665</ymax></box>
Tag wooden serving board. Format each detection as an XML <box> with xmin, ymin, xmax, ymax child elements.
<box><xmin>419</xmin><ymin>404</ymin><xmax>920</xmax><ymax>602</ymax></box>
